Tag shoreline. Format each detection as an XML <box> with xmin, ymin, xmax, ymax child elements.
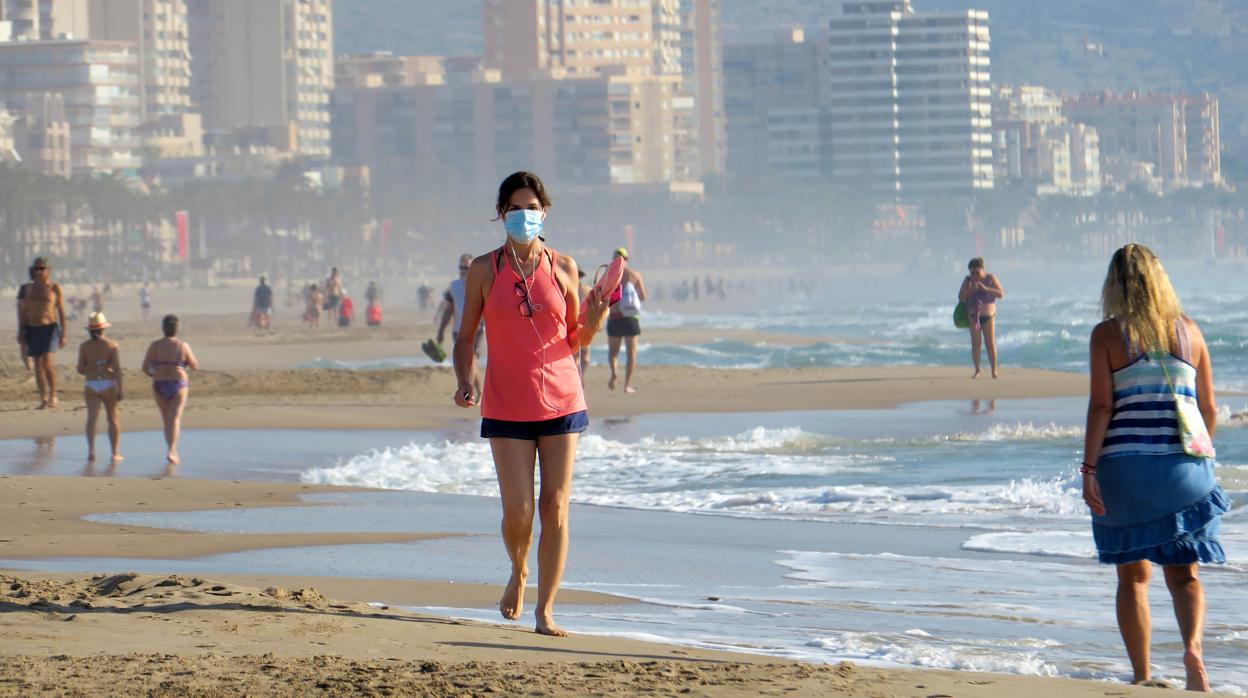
<box><xmin>0</xmin><ymin>474</ymin><xmax>1171</xmax><ymax>697</ymax></box>
<box><xmin>0</xmin><ymin>363</ymin><xmax>1088</xmax><ymax>440</ymax></box>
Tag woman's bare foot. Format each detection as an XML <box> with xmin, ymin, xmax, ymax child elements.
<box><xmin>36</xmin><ymin>400</ymin><xmax>49</xmax><ymax>410</ymax></box>
<box><xmin>624</xmin><ymin>385</ymin><xmax>637</xmax><ymax>394</ymax></box>
<box><xmin>1185</xmin><ymin>649</ymin><xmax>1210</xmax><ymax>692</ymax></box>
<box><xmin>535</xmin><ymin>612</ymin><xmax>567</xmax><ymax>637</ymax></box>
<box><xmin>48</xmin><ymin>397</ymin><xmax>58</xmax><ymax>409</ymax></box>
<box><xmin>499</xmin><ymin>570</ymin><xmax>527</xmax><ymax>621</ymax></box>
<box><xmin>607</xmin><ymin>375</ymin><xmax>617</xmax><ymax>391</ymax></box>
<box><xmin>971</xmin><ymin>371</ymin><xmax>981</xmax><ymax>379</ymax></box>
<box><xmin>110</xmin><ymin>454</ymin><xmax>124</xmax><ymax>465</ymax></box>
<box><xmin>86</xmin><ymin>451</ymin><xmax>96</xmax><ymax>463</ymax></box>
<box><xmin>166</xmin><ymin>452</ymin><xmax>180</xmax><ymax>466</ymax></box>
<box><xmin>991</xmin><ymin>370</ymin><xmax>999</xmax><ymax>379</ymax></box>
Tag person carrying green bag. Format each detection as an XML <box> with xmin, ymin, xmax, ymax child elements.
<box><xmin>957</xmin><ymin>257</ymin><xmax>1004</xmax><ymax>378</ymax></box>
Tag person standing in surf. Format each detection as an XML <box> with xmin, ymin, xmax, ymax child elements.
<box><xmin>1080</xmin><ymin>243</ymin><xmax>1227</xmax><ymax>691</ymax></box>
<box><xmin>957</xmin><ymin>257</ymin><xmax>1003</xmax><ymax>378</ymax></box>
<box><xmin>451</xmin><ymin>171</ymin><xmax>609</xmax><ymax>637</ymax></box>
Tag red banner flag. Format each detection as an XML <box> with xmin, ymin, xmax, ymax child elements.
<box><xmin>175</xmin><ymin>211</ymin><xmax>189</xmax><ymax>261</ymax></box>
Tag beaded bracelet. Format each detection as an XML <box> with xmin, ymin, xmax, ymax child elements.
<box><xmin>1079</xmin><ymin>462</ymin><xmax>1096</xmax><ymax>475</ymax></box>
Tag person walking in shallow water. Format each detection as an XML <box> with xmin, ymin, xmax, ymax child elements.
<box><xmin>142</xmin><ymin>315</ymin><xmax>199</xmax><ymax>466</ymax></box>
<box><xmin>452</xmin><ymin>171</ymin><xmax>609</xmax><ymax>637</ymax></box>
<box><xmin>958</xmin><ymin>257</ymin><xmax>1003</xmax><ymax>378</ymax></box>
<box><xmin>77</xmin><ymin>312</ymin><xmax>123</xmax><ymax>465</ymax></box>
<box><xmin>1081</xmin><ymin>244</ymin><xmax>1227</xmax><ymax>691</ymax></box>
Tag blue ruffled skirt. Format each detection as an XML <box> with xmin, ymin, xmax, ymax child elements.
<box><xmin>1092</xmin><ymin>452</ymin><xmax>1229</xmax><ymax>566</ymax></box>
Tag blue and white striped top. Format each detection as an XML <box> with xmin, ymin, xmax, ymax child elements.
<box><xmin>1101</xmin><ymin>320</ymin><xmax>1199</xmax><ymax>459</ymax></box>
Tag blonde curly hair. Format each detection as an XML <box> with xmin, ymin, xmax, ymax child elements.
<box><xmin>1101</xmin><ymin>243</ymin><xmax>1183</xmax><ymax>354</ymax></box>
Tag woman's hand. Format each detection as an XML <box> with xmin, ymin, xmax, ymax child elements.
<box><xmin>582</xmin><ymin>287</ymin><xmax>609</xmax><ymax>332</ymax></box>
<box><xmin>453</xmin><ymin>383</ymin><xmax>476</xmax><ymax>408</ymax></box>
<box><xmin>1082</xmin><ymin>473</ymin><xmax>1105</xmax><ymax>516</ymax></box>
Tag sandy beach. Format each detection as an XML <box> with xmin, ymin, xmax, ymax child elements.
<box><xmin>0</xmin><ymin>297</ymin><xmax>1219</xmax><ymax>696</ymax></box>
<box><xmin>0</xmin><ymin>475</ymin><xmax>1164</xmax><ymax>697</ymax></box>
<box><xmin>0</xmin><ymin>312</ymin><xmax>1087</xmax><ymax>440</ymax></box>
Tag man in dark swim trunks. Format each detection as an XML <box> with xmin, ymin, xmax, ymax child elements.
<box><xmin>18</xmin><ymin>257</ymin><xmax>67</xmax><ymax>409</ymax></box>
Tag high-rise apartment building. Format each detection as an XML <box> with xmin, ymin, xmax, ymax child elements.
<box><xmin>0</xmin><ymin>0</ymin><xmax>39</xmax><ymax>39</ymax></box>
<box><xmin>824</xmin><ymin>1</ymin><xmax>993</xmax><ymax>195</ymax></box>
<box><xmin>10</xmin><ymin>91</ymin><xmax>73</xmax><ymax>176</ymax></box>
<box><xmin>89</xmin><ymin>0</ymin><xmax>191</xmax><ymax>120</ymax></box>
<box><xmin>723</xmin><ymin>27</ymin><xmax>823</xmax><ymax>179</ymax></box>
<box><xmin>333</xmin><ymin>63</ymin><xmax>678</xmax><ymax>188</ymax></box>
<box><xmin>483</xmin><ymin>0</ymin><xmax>656</xmax><ymax>80</ymax></box>
<box><xmin>187</xmin><ymin>0</ymin><xmax>333</xmax><ymax>157</ymax></box>
<box><xmin>677</xmin><ymin>0</ymin><xmax>724</xmax><ymax>177</ymax></box>
<box><xmin>482</xmin><ymin>0</ymin><xmax>724</xmax><ymax>179</ymax></box>
<box><xmin>0</xmin><ymin>39</ymin><xmax>141</xmax><ymax>173</ymax></box>
<box><xmin>40</xmin><ymin>0</ymin><xmax>88</xmax><ymax>38</ymax></box>
<box><xmin>1064</xmin><ymin>91</ymin><xmax>1222</xmax><ymax>189</ymax></box>
<box><xmin>992</xmin><ymin>85</ymin><xmax>1100</xmax><ymax>196</ymax></box>
<box><xmin>1</xmin><ymin>0</ymin><xmax>88</xmax><ymax>40</ymax></box>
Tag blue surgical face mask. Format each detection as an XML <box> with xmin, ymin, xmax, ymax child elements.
<box><xmin>504</xmin><ymin>209</ymin><xmax>544</xmax><ymax>244</ymax></box>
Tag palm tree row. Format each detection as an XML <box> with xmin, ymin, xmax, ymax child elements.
<box><xmin>0</xmin><ymin>162</ymin><xmax>377</xmax><ymax>287</ymax></box>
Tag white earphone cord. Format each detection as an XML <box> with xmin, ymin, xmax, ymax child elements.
<box><xmin>510</xmin><ymin>243</ymin><xmax>574</xmax><ymax>414</ymax></box>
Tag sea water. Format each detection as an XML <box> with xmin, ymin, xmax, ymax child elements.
<box><xmin>309</xmin><ymin>268</ymin><xmax>1248</xmax><ymax>391</ymax></box>
<box><xmin>298</xmin><ymin>405</ymin><xmax>1248</xmax><ymax>692</ymax></box>
<box><xmin>40</xmin><ymin>402</ymin><xmax>1247</xmax><ymax>693</ymax></box>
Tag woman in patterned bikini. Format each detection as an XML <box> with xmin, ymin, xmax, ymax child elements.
<box><xmin>142</xmin><ymin>314</ymin><xmax>199</xmax><ymax>465</ymax></box>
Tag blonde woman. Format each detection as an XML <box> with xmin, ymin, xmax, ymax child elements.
<box><xmin>76</xmin><ymin>312</ymin><xmax>123</xmax><ymax>464</ymax></box>
<box><xmin>1081</xmin><ymin>244</ymin><xmax>1228</xmax><ymax>691</ymax></box>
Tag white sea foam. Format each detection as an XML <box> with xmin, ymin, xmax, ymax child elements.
<box><xmin>302</xmin><ymin>425</ymin><xmax>1094</xmax><ymax>528</ymax></box>
<box><xmin>961</xmin><ymin>530</ymin><xmax>1096</xmax><ymax>559</ymax></box>
<box><xmin>943</xmin><ymin>422</ymin><xmax>1084</xmax><ymax>442</ymax></box>
<box><xmin>805</xmin><ymin>631</ymin><xmax>1061</xmax><ymax>676</ymax></box>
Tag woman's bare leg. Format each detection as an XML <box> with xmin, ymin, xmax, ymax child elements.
<box><xmin>983</xmin><ymin>316</ymin><xmax>999</xmax><ymax>378</ymax></box>
<box><xmin>533</xmin><ymin>432</ymin><xmax>577</xmax><ymax>637</ymax></box>
<box><xmin>490</xmin><ymin>437</ymin><xmax>537</xmax><ymax>621</ymax></box>
<box><xmin>607</xmin><ymin>335</ymin><xmax>622</xmax><ymax>390</ymax></box>
<box><xmin>166</xmin><ymin>390</ymin><xmax>187</xmax><ymax>464</ymax></box>
<box><xmin>969</xmin><ymin>326</ymin><xmax>982</xmax><ymax>378</ymax></box>
<box><xmin>1117</xmin><ymin>561</ymin><xmax>1153</xmax><ymax>684</ymax></box>
<box><xmin>623</xmin><ymin>336</ymin><xmax>638</xmax><ymax>393</ymax></box>
<box><xmin>1164</xmin><ymin>564</ymin><xmax>1209</xmax><ymax>692</ymax></box>
<box><xmin>84</xmin><ymin>391</ymin><xmax>102</xmax><ymax>461</ymax></box>
<box><xmin>103</xmin><ymin>392</ymin><xmax>123</xmax><ymax>463</ymax></box>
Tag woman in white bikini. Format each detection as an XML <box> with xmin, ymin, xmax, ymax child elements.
<box><xmin>76</xmin><ymin>312</ymin><xmax>123</xmax><ymax>465</ymax></box>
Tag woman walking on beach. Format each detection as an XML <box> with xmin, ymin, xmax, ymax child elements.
<box><xmin>452</xmin><ymin>171</ymin><xmax>609</xmax><ymax>637</ymax></box>
<box><xmin>142</xmin><ymin>314</ymin><xmax>199</xmax><ymax>465</ymax></box>
<box><xmin>1081</xmin><ymin>244</ymin><xmax>1228</xmax><ymax>691</ymax></box>
<box><xmin>957</xmin><ymin>257</ymin><xmax>1003</xmax><ymax>378</ymax></box>
<box><xmin>76</xmin><ymin>312</ymin><xmax>123</xmax><ymax>465</ymax></box>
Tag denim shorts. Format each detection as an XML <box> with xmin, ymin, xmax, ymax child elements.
<box><xmin>481</xmin><ymin>410</ymin><xmax>589</xmax><ymax>441</ymax></box>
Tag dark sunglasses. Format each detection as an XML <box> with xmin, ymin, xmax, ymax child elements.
<box><xmin>458</xmin><ymin>266</ymin><xmax>470</xmax><ymax>271</ymax></box>
<box><xmin>31</xmin><ymin>266</ymin><xmax>47</xmax><ymax>271</ymax></box>
<box><xmin>514</xmin><ymin>282</ymin><xmax>543</xmax><ymax>318</ymax></box>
